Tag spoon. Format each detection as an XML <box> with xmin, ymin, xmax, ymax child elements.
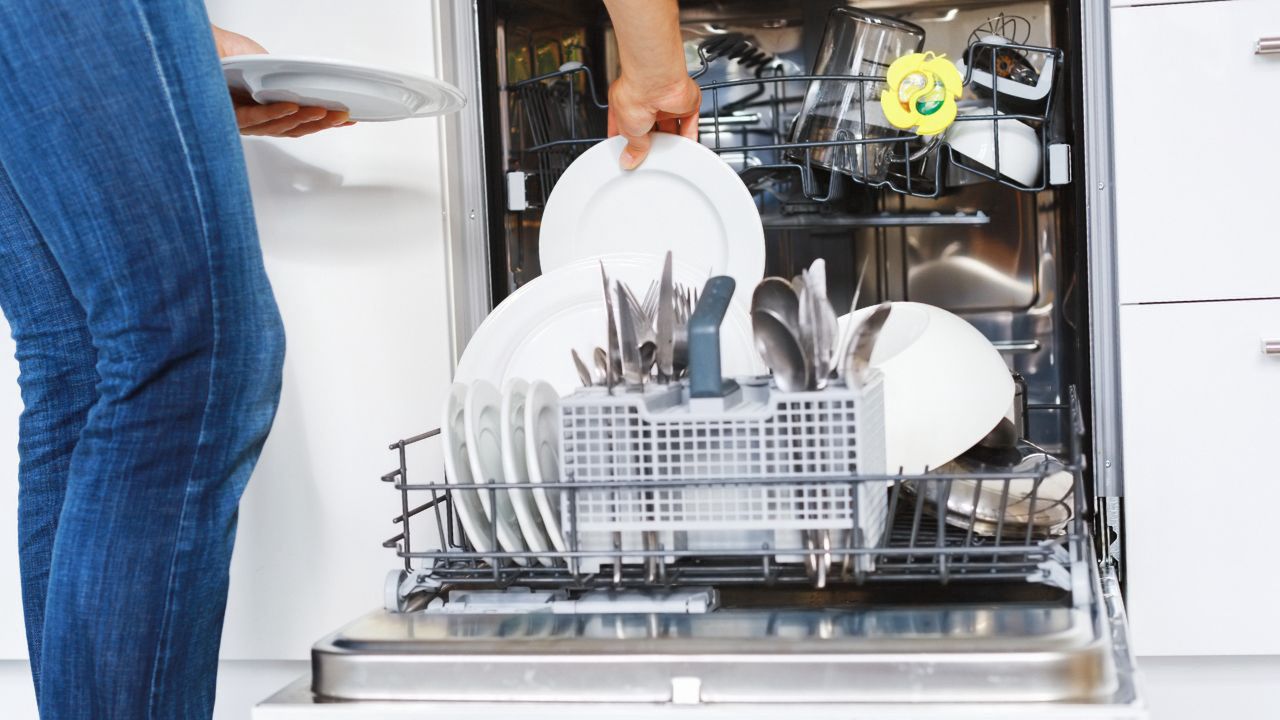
<box><xmin>752</xmin><ymin>308</ymin><xmax>810</xmax><ymax>393</ymax></box>
<box><xmin>751</xmin><ymin>277</ymin><xmax>800</xmax><ymax>330</ymax></box>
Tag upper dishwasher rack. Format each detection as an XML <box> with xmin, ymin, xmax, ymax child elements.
<box><xmin>508</xmin><ymin>38</ymin><xmax>1066</xmax><ymax>203</ymax></box>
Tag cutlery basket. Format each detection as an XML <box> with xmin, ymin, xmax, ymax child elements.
<box><xmin>559</xmin><ymin>375</ymin><xmax>887</xmax><ymax>572</ymax></box>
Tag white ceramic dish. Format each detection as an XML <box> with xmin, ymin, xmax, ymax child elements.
<box><xmin>523</xmin><ymin>380</ymin><xmax>567</xmax><ymax>553</ymax></box>
<box><xmin>538</xmin><ymin>133</ymin><xmax>765</xmax><ymax>292</ymax></box>
<box><xmin>440</xmin><ymin>383</ymin><xmax>494</xmax><ymax>556</ymax></box>
<box><xmin>839</xmin><ymin>302</ymin><xmax>1013</xmax><ymax>474</ymax></box>
<box><xmin>454</xmin><ymin>253</ymin><xmax>762</xmax><ymax>396</ymax></box>
<box><xmin>944</xmin><ymin>107</ymin><xmax>1042</xmax><ymax>187</ymax></box>
<box><xmin>221</xmin><ymin>55</ymin><xmax>465</xmax><ymax>122</ymax></box>
<box><xmin>501</xmin><ymin>379</ymin><xmax>554</xmax><ymax>565</ymax></box>
<box><xmin>464</xmin><ymin>380</ymin><xmax>528</xmax><ymax>563</ymax></box>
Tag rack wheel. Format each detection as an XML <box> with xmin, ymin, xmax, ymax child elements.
<box><xmin>384</xmin><ymin>569</ymin><xmax>409</xmax><ymax>612</ymax></box>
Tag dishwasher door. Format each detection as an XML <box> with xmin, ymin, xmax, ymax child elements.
<box><xmin>256</xmin><ymin>549</ymin><xmax>1141</xmax><ymax>716</ymax></box>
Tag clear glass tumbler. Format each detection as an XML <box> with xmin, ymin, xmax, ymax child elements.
<box><xmin>788</xmin><ymin>8</ymin><xmax>926</xmax><ymax>183</ymax></box>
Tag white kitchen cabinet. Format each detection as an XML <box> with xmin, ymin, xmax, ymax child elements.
<box><xmin>1120</xmin><ymin>298</ymin><xmax>1280</xmax><ymax>655</ymax></box>
<box><xmin>1113</xmin><ymin>0</ymin><xmax>1280</xmax><ymax>304</ymax></box>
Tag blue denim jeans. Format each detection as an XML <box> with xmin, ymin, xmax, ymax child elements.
<box><xmin>0</xmin><ymin>1</ymin><xmax>285</xmax><ymax>717</ymax></box>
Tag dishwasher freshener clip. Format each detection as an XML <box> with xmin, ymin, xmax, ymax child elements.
<box><xmin>880</xmin><ymin>52</ymin><xmax>963</xmax><ymax>136</ymax></box>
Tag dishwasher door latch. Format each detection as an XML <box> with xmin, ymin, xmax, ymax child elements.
<box><xmin>506</xmin><ymin>171</ymin><xmax>529</xmax><ymax>212</ymax></box>
<box><xmin>1048</xmin><ymin>143</ymin><xmax>1072</xmax><ymax>185</ymax></box>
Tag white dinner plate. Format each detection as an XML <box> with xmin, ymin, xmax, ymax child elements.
<box><xmin>501</xmin><ymin>379</ymin><xmax>554</xmax><ymax>566</ymax></box>
<box><xmin>454</xmin><ymin>253</ymin><xmax>762</xmax><ymax>396</ymax></box>
<box><xmin>440</xmin><ymin>383</ymin><xmax>494</xmax><ymax>556</ymax></box>
<box><xmin>221</xmin><ymin>55</ymin><xmax>466</xmax><ymax>122</ymax></box>
<box><xmin>464</xmin><ymin>380</ymin><xmax>527</xmax><ymax>563</ymax></box>
<box><xmin>538</xmin><ymin>133</ymin><xmax>765</xmax><ymax>292</ymax></box>
<box><xmin>523</xmin><ymin>380</ymin><xmax>567</xmax><ymax>554</ymax></box>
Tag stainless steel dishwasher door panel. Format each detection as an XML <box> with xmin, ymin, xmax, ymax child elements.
<box><xmin>310</xmin><ymin>559</ymin><xmax>1139</xmax><ymax>711</ymax></box>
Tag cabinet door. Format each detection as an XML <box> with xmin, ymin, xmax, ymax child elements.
<box><xmin>1120</xmin><ymin>299</ymin><xmax>1280</xmax><ymax>655</ymax></box>
<box><xmin>1113</xmin><ymin>0</ymin><xmax>1280</xmax><ymax>304</ymax></box>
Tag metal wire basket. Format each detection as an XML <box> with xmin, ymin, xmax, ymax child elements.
<box><xmin>508</xmin><ymin>38</ymin><xmax>1065</xmax><ymax>203</ymax></box>
<box><xmin>381</xmin><ymin>383</ymin><xmax>1086</xmax><ymax>606</ymax></box>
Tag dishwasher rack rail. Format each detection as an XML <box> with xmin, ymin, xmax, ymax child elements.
<box><xmin>380</xmin><ymin>391</ymin><xmax>1086</xmax><ymax>608</ymax></box>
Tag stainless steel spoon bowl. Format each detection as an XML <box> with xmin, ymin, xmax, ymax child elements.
<box><xmin>752</xmin><ymin>308</ymin><xmax>810</xmax><ymax>393</ymax></box>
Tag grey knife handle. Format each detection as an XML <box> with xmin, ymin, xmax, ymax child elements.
<box><xmin>689</xmin><ymin>276</ymin><xmax>738</xmax><ymax>398</ymax></box>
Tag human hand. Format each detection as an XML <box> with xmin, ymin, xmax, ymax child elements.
<box><xmin>212</xmin><ymin>26</ymin><xmax>354</xmax><ymax>138</ymax></box>
<box><xmin>607</xmin><ymin>74</ymin><xmax>701</xmax><ymax>170</ymax></box>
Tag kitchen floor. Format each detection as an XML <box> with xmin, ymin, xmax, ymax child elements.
<box><xmin>2</xmin><ymin>657</ymin><xmax>1278</xmax><ymax>718</ymax></box>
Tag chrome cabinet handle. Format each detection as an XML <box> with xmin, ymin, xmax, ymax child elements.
<box><xmin>1263</xmin><ymin>339</ymin><xmax>1280</xmax><ymax>356</ymax></box>
<box><xmin>1258</xmin><ymin>37</ymin><xmax>1280</xmax><ymax>55</ymax></box>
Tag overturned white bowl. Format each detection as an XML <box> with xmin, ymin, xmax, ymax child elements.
<box><xmin>839</xmin><ymin>302</ymin><xmax>1012</xmax><ymax>474</ymax></box>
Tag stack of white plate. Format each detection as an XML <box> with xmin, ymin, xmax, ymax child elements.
<box><xmin>445</xmin><ymin>132</ymin><xmax>769</xmax><ymax>561</ymax></box>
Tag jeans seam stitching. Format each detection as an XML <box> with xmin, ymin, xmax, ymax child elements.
<box><xmin>125</xmin><ymin>3</ymin><xmax>222</xmax><ymax>718</ymax></box>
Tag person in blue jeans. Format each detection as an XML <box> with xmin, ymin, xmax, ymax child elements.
<box><xmin>0</xmin><ymin>0</ymin><xmax>693</xmax><ymax>716</ymax></box>
<box><xmin>0</xmin><ymin>1</ymin><xmax>347</xmax><ymax>716</ymax></box>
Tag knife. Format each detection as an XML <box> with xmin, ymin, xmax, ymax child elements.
<box><xmin>616</xmin><ymin>282</ymin><xmax>643</xmax><ymax>388</ymax></box>
<box><xmin>601</xmin><ymin>263</ymin><xmax>620</xmax><ymax>389</ymax></box>
<box><xmin>656</xmin><ymin>251</ymin><xmax>675</xmax><ymax>382</ymax></box>
<box><xmin>846</xmin><ymin>302</ymin><xmax>892</xmax><ymax>389</ymax></box>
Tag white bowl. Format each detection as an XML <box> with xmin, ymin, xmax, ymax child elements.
<box><xmin>839</xmin><ymin>302</ymin><xmax>1013</xmax><ymax>474</ymax></box>
<box><xmin>944</xmin><ymin>107</ymin><xmax>1041</xmax><ymax>187</ymax></box>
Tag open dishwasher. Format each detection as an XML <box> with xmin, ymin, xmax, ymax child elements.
<box><xmin>259</xmin><ymin>0</ymin><xmax>1140</xmax><ymax>715</ymax></box>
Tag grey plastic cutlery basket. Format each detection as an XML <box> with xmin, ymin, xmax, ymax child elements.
<box><xmin>559</xmin><ymin>276</ymin><xmax>889</xmax><ymax>571</ymax></box>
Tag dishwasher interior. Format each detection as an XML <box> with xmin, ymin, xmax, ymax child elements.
<box><xmin>307</xmin><ymin>0</ymin><xmax>1138</xmax><ymax>710</ymax></box>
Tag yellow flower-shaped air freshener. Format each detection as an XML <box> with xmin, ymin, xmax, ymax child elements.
<box><xmin>880</xmin><ymin>52</ymin><xmax>964</xmax><ymax>136</ymax></box>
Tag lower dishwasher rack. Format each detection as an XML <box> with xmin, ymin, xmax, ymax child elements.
<box><xmin>309</xmin><ymin>391</ymin><xmax>1141</xmax><ymax>712</ymax></box>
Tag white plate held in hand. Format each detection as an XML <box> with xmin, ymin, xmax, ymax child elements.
<box><xmin>222</xmin><ymin>55</ymin><xmax>465</xmax><ymax>122</ymax></box>
<box><xmin>539</xmin><ymin>133</ymin><xmax>765</xmax><ymax>292</ymax></box>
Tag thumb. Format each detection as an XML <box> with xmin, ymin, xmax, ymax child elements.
<box><xmin>619</xmin><ymin>131</ymin><xmax>652</xmax><ymax>171</ymax></box>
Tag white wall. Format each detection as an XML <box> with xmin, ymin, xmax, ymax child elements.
<box><xmin>0</xmin><ymin>0</ymin><xmax>452</xmax><ymax>677</ymax></box>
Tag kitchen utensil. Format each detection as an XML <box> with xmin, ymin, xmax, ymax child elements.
<box><xmin>500</xmin><ymin>379</ymin><xmax>555</xmax><ymax>566</ymax></box>
<box><xmin>840</xmin><ymin>301</ymin><xmax>1013</xmax><ymax>473</ymax></box>
<box><xmin>592</xmin><ymin>347</ymin><xmax>610</xmax><ymax>386</ymax></box>
<box><xmin>794</xmin><ymin>272</ymin><xmax>816</xmax><ymax>382</ymax></box>
<box><xmin>920</xmin><ymin>441</ymin><xmax>1073</xmax><ymax>536</ymax></box>
<box><xmin>845</xmin><ymin>302</ymin><xmax>892</xmax><ymax>389</ymax></box>
<box><xmin>807</xmin><ymin>259</ymin><xmax>840</xmax><ymax>389</ymax></box>
<box><xmin>620</xmin><ymin>281</ymin><xmax>658</xmax><ymax>378</ymax></box>
<box><xmin>524</xmin><ymin>380</ymin><xmax>567</xmax><ymax>553</ymax></box>
<box><xmin>657</xmin><ymin>252</ymin><xmax>675</xmax><ymax>380</ymax></box>
<box><xmin>539</xmin><ymin>133</ymin><xmax>765</xmax><ymax>293</ymax></box>
<box><xmin>616</xmin><ymin>283</ymin><xmax>645</xmax><ymax>388</ymax></box>
<box><xmin>570</xmin><ymin>348</ymin><xmax>594</xmax><ymax>387</ymax></box>
<box><xmin>601</xmin><ymin>263</ymin><xmax>621</xmax><ymax>389</ymax></box>
<box><xmin>222</xmin><ymin>55</ymin><xmax>466</xmax><ymax>122</ymax></box>
<box><xmin>788</xmin><ymin>8</ymin><xmax>926</xmax><ymax>182</ymax></box>
<box><xmin>958</xmin><ymin>33</ymin><xmax>1056</xmax><ymax>108</ymax></box>
<box><xmin>455</xmin><ymin>255</ymin><xmax>759</xmax><ymax>396</ymax></box>
<box><xmin>751</xmin><ymin>277</ymin><xmax>801</xmax><ymax>330</ymax></box>
<box><xmin>440</xmin><ymin>383</ymin><xmax>495</xmax><ymax>557</ymax></box>
<box><xmin>463</xmin><ymin>380</ymin><xmax>528</xmax><ymax>563</ymax></box>
<box><xmin>945</xmin><ymin>106</ymin><xmax>1042</xmax><ymax>187</ymax></box>
<box><xmin>752</xmin><ymin>308</ymin><xmax>810</xmax><ymax>393</ymax></box>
